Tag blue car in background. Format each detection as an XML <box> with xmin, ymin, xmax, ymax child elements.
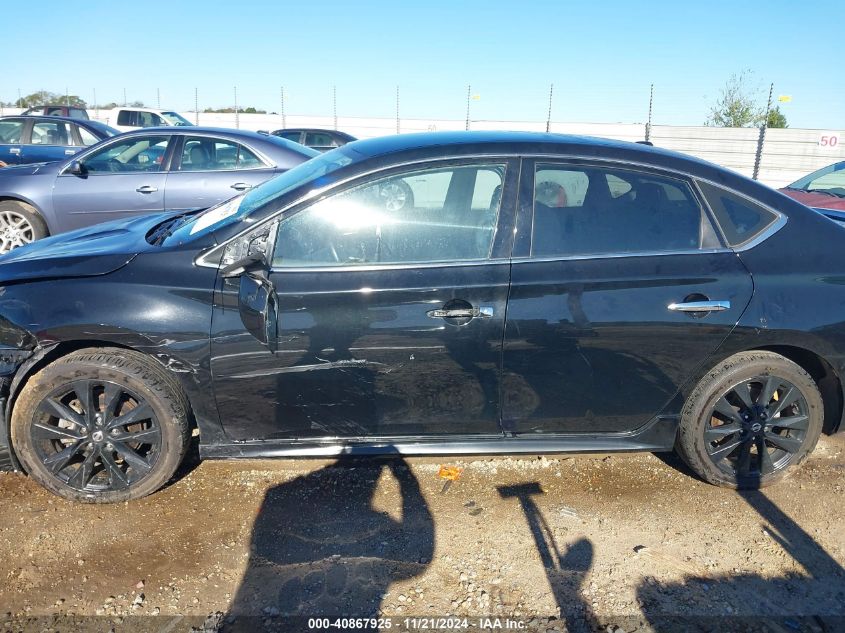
<box><xmin>0</xmin><ymin>126</ymin><xmax>317</xmax><ymax>253</ymax></box>
<box><xmin>0</xmin><ymin>115</ymin><xmax>118</xmax><ymax>167</ymax></box>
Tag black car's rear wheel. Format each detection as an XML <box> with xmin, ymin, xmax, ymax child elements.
<box><xmin>11</xmin><ymin>348</ymin><xmax>190</xmax><ymax>502</ymax></box>
<box><xmin>676</xmin><ymin>351</ymin><xmax>823</xmax><ymax>488</ymax></box>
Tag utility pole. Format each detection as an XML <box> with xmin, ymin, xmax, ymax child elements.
<box><xmin>545</xmin><ymin>83</ymin><xmax>554</xmax><ymax>133</ymax></box>
<box><xmin>645</xmin><ymin>83</ymin><xmax>654</xmax><ymax>142</ymax></box>
<box><xmin>465</xmin><ymin>84</ymin><xmax>471</xmax><ymax>131</ymax></box>
<box><xmin>752</xmin><ymin>82</ymin><xmax>774</xmax><ymax>181</ymax></box>
<box><xmin>234</xmin><ymin>86</ymin><xmax>239</xmax><ymax>129</ymax></box>
<box><xmin>395</xmin><ymin>85</ymin><xmax>400</xmax><ymax>135</ymax></box>
<box><xmin>157</xmin><ymin>88</ymin><xmax>161</xmax><ymax>109</ymax></box>
<box><xmin>280</xmin><ymin>86</ymin><xmax>286</xmax><ymax>129</ymax></box>
<box><xmin>194</xmin><ymin>87</ymin><xmax>199</xmax><ymax>125</ymax></box>
<box><xmin>333</xmin><ymin>85</ymin><xmax>337</xmax><ymax>131</ymax></box>
<box><xmin>93</xmin><ymin>88</ymin><xmax>98</xmax><ymax>119</ymax></box>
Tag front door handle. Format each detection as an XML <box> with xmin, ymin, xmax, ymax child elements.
<box><xmin>136</xmin><ymin>185</ymin><xmax>158</xmax><ymax>194</ymax></box>
<box><xmin>9</xmin><ymin>148</ymin><xmax>20</xmax><ymax>155</ymax></box>
<box><xmin>427</xmin><ymin>306</ymin><xmax>494</xmax><ymax>319</ymax></box>
<box><xmin>231</xmin><ymin>182</ymin><xmax>253</xmax><ymax>191</ymax></box>
<box><xmin>668</xmin><ymin>300</ymin><xmax>730</xmax><ymax>313</ymax></box>
<box><xmin>64</xmin><ymin>149</ymin><xmax>76</xmax><ymax>155</ymax></box>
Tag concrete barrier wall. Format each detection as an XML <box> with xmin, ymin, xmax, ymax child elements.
<box><xmin>3</xmin><ymin>107</ymin><xmax>842</xmax><ymax>187</ymax></box>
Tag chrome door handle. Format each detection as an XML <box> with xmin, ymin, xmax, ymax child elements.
<box><xmin>427</xmin><ymin>306</ymin><xmax>494</xmax><ymax>319</ymax></box>
<box><xmin>9</xmin><ymin>148</ymin><xmax>20</xmax><ymax>155</ymax></box>
<box><xmin>231</xmin><ymin>182</ymin><xmax>253</xmax><ymax>191</ymax></box>
<box><xmin>136</xmin><ymin>185</ymin><xmax>158</xmax><ymax>194</ymax></box>
<box><xmin>64</xmin><ymin>149</ymin><xmax>76</xmax><ymax>155</ymax></box>
<box><xmin>668</xmin><ymin>300</ymin><xmax>730</xmax><ymax>312</ymax></box>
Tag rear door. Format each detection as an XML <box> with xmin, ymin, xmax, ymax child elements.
<box><xmin>164</xmin><ymin>135</ymin><xmax>279</xmax><ymax>212</ymax></box>
<box><xmin>210</xmin><ymin>158</ymin><xmax>519</xmax><ymax>440</ymax></box>
<box><xmin>51</xmin><ymin>134</ymin><xmax>172</xmax><ymax>232</ymax></box>
<box><xmin>501</xmin><ymin>159</ymin><xmax>754</xmax><ymax>434</ymax></box>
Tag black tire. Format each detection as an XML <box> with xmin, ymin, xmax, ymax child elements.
<box><xmin>676</xmin><ymin>351</ymin><xmax>823</xmax><ymax>489</ymax></box>
<box><xmin>0</xmin><ymin>200</ymin><xmax>48</xmax><ymax>253</ymax></box>
<box><xmin>11</xmin><ymin>348</ymin><xmax>190</xmax><ymax>503</ymax></box>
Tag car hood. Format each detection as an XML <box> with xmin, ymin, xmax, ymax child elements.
<box><xmin>779</xmin><ymin>188</ymin><xmax>845</xmax><ymax>211</ymax></box>
<box><xmin>0</xmin><ymin>213</ymin><xmax>174</xmax><ymax>283</ymax></box>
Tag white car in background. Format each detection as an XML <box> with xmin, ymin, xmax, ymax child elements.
<box><xmin>104</xmin><ymin>107</ymin><xmax>194</xmax><ymax>132</ymax></box>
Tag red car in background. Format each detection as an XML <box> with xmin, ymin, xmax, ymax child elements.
<box><xmin>780</xmin><ymin>161</ymin><xmax>845</xmax><ymax>221</ymax></box>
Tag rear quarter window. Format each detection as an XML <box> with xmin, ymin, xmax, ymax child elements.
<box><xmin>697</xmin><ymin>181</ymin><xmax>779</xmax><ymax>247</ymax></box>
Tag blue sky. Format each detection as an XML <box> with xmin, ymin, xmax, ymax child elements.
<box><xmin>3</xmin><ymin>0</ymin><xmax>843</xmax><ymax>129</ymax></box>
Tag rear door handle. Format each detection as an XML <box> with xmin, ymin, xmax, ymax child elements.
<box><xmin>136</xmin><ymin>185</ymin><xmax>158</xmax><ymax>194</ymax></box>
<box><xmin>64</xmin><ymin>149</ymin><xmax>76</xmax><ymax>155</ymax></box>
<box><xmin>9</xmin><ymin>148</ymin><xmax>20</xmax><ymax>155</ymax></box>
<box><xmin>231</xmin><ymin>182</ymin><xmax>252</xmax><ymax>191</ymax></box>
<box><xmin>427</xmin><ymin>306</ymin><xmax>494</xmax><ymax>319</ymax></box>
<box><xmin>668</xmin><ymin>300</ymin><xmax>730</xmax><ymax>312</ymax></box>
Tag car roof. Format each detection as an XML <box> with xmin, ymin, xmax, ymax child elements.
<box><xmin>345</xmin><ymin>130</ymin><xmax>731</xmax><ymax>180</ymax></box>
<box><xmin>1</xmin><ymin>114</ymin><xmax>97</xmax><ymax>126</ymax></box>
<box><xmin>121</xmin><ymin>126</ymin><xmax>278</xmax><ymax>139</ymax></box>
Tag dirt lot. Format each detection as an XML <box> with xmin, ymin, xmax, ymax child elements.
<box><xmin>1</xmin><ymin>435</ymin><xmax>844</xmax><ymax>633</ymax></box>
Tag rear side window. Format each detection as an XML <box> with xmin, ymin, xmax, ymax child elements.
<box><xmin>31</xmin><ymin>121</ymin><xmax>73</xmax><ymax>145</ymax></box>
<box><xmin>531</xmin><ymin>164</ymin><xmax>707</xmax><ymax>257</ymax></box>
<box><xmin>697</xmin><ymin>181</ymin><xmax>779</xmax><ymax>247</ymax></box>
<box><xmin>117</xmin><ymin>110</ymin><xmax>135</xmax><ymax>126</ymax></box>
<box><xmin>0</xmin><ymin>120</ymin><xmax>24</xmax><ymax>143</ymax></box>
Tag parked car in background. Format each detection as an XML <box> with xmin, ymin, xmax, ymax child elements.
<box><xmin>105</xmin><ymin>107</ymin><xmax>194</xmax><ymax>132</ymax></box>
<box><xmin>0</xmin><ymin>131</ymin><xmax>841</xmax><ymax>502</ymax></box>
<box><xmin>271</xmin><ymin>128</ymin><xmax>356</xmax><ymax>152</ymax></box>
<box><xmin>0</xmin><ymin>116</ymin><xmax>119</xmax><ymax>167</ymax></box>
<box><xmin>21</xmin><ymin>105</ymin><xmax>90</xmax><ymax>120</ymax></box>
<box><xmin>780</xmin><ymin>161</ymin><xmax>845</xmax><ymax>221</ymax></box>
<box><xmin>0</xmin><ymin>127</ymin><xmax>317</xmax><ymax>252</ymax></box>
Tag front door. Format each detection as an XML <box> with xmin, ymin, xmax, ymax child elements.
<box><xmin>0</xmin><ymin>118</ymin><xmax>25</xmax><ymax>165</ymax></box>
<box><xmin>502</xmin><ymin>160</ymin><xmax>754</xmax><ymax>434</ymax></box>
<box><xmin>51</xmin><ymin>134</ymin><xmax>171</xmax><ymax>233</ymax></box>
<box><xmin>210</xmin><ymin>158</ymin><xmax>518</xmax><ymax>440</ymax></box>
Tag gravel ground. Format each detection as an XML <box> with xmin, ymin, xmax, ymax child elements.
<box><xmin>0</xmin><ymin>435</ymin><xmax>844</xmax><ymax>633</ymax></box>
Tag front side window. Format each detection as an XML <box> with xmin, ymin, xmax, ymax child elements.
<box><xmin>82</xmin><ymin>135</ymin><xmax>169</xmax><ymax>173</ymax></box>
<box><xmin>531</xmin><ymin>164</ymin><xmax>706</xmax><ymax>257</ymax></box>
<box><xmin>31</xmin><ymin>121</ymin><xmax>73</xmax><ymax>146</ymax></box>
<box><xmin>0</xmin><ymin>120</ymin><xmax>24</xmax><ymax>144</ymax></box>
<box><xmin>178</xmin><ymin>137</ymin><xmax>265</xmax><ymax>171</ymax></box>
<box><xmin>273</xmin><ymin>163</ymin><xmax>506</xmax><ymax>267</ymax></box>
<box><xmin>116</xmin><ymin>110</ymin><xmax>135</xmax><ymax>126</ymax></box>
<box><xmin>277</xmin><ymin>131</ymin><xmax>302</xmax><ymax>142</ymax></box>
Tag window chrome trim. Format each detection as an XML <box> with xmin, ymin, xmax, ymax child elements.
<box><xmin>195</xmin><ymin>150</ymin><xmax>790</xmax><ymax>269</ymax></box>
<box><xmin>510</xmin><ymin>247</ymin><xmax>732</xmax><ymax>265</ymax></box>
<box><xmin>269</xmin><ymin>258</ymin><xmax>512</xmax><ymax>274</ymax></box>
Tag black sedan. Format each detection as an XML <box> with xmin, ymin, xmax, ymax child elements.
<box><xmin>0</xmin><ymin>131</ymin><xmax>841</xmax><ymax>502</ymax></box>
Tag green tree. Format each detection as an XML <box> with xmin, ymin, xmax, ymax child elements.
<box><xmin>17</xmin><ymin>90</ymin><xmax>87</xmax><ymax>108</ymax></box>
<box><xmin>704</xmin><ymin>71</ymin><xmax>787</xmax><ymax>129</ymax></box>
<box><xmin>766</xmin><ymin>106</ymin><xmax>788</xmax><ymax>128</ymax></box>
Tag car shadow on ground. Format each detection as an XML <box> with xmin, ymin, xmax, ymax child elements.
<box><xmin>635</xmin><ymin>483</ymin><xmax>845</xmax><ymax>632</ymax></box>
<box><xmin>223</xmin><ymin>453</ymin><xmax>433</xmax><ymax>632</ymax></box>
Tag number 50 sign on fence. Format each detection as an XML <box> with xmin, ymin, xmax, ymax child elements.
<box><xmin>819</xmin><ymin>134</ymin><xmax>840</xmax><ymax>148</ymax></box>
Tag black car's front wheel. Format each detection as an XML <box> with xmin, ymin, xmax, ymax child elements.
<box><xmin>676</xmin><ymin>351</ymin><xmax>823</xmax><ymax>489</ymax></box>
<box><xmin>11</xmin><ymin>348</ymin><xmax>190</xmax><ymax>503</ymax></box>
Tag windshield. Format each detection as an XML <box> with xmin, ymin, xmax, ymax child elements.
<box><xmin>788</xmin><ymin>161</ymin><xmax>845</xmax><ymax>196</ymax></box>
<box><xmin>162</xmin><ymin>146</ymin><xmax>357</xmax><ymax>244</ymax></box>
<box><xmin>161</xmin><ymin>111</ymin><xmax>194</xmax><ymax>126</ymax></box>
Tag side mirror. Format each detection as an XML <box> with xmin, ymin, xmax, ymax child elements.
<box><xmin>238</xmin><ymin>269</ymin><xmax>277</xmax><ymax>350</ymax></box>
<box><xmin>68</xmin><ymin>160</ymin><xmax>86</xmax><ymax>176</ymax></box>
<box><xmin>221</xmin><ymin>254</ymin><xmax>267</xmax><ymax>279</ymax></box>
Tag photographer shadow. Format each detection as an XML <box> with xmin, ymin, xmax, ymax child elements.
<box><xmin>225</xmin><ymin>453</ymin><xmax>434</xmax><ymax>630</ymax></box>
